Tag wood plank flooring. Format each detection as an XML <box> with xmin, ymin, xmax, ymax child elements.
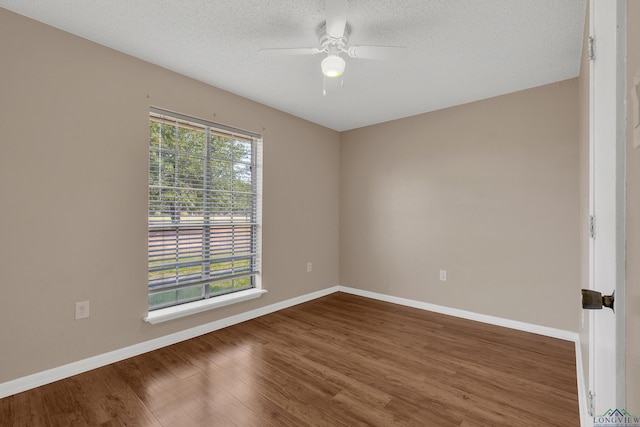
<box><xmin>0</xmin><ymin>292</ymin><xmax>580</xmax><ymax>426</ymax></box>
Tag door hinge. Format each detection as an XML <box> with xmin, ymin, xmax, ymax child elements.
<box><xmin>589</xmin><ymin>215</ymin><xmax>596</xmax><ymax>239</ymax></box>
<box><xmin>588</xmin><ymin>390</ymin><xmax>595</xmax><ymax>416</ymax></box>
<box><xmin>588</xmin><ymin>36</ymin><xmax>595</xmax><ymax>61</ymax></box>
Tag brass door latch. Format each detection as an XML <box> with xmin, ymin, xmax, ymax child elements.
<box><xmin>581</xmin><ymin>289</ymin><xmax>614</xmax><ymax>312</ymax></box>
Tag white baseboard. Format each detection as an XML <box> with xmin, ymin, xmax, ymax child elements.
<box><xmin>2</xmin><ymin>282</ymin><xmax>586</xmax><ymax>417</ymax></box>
<box><xmin>337</xmin><ymin>286</ymin><xmax>579</xmax><ymax>341</ymax></box>
<box><xmin>0</xmin><ymin>286</ymin><xmax>339</xmax><ymax>399</ymax></box>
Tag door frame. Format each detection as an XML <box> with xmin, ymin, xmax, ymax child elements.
<box><xmin>587</xmin><ymin>0</ymin><xmax>626</xmax><ymax>419</ymax></box>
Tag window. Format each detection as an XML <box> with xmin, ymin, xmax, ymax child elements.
<box><xmin>148</xmin><ymin>108</ymin><xmax>260</xmax><ymax>311</ymax></box>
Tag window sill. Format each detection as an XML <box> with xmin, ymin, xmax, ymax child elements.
<box><xmin>144</xmin><ymin>289</ymin><xmax>267</xmax><ymax>324</ymax></box>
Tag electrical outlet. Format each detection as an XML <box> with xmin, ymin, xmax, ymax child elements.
<box><xmin>439</xmin><ymin>270</ymin><xmax>447</xmax><ymax>282</ymax></box>
<box><xmin>307</xmin><ymin>262</ymin><xmax>312</xmax><ymax>273</ymax></box>
<box><xmin>75</xmin><ymin>301</ymin><xmax>90</xmax><ymax>320</ymax></box>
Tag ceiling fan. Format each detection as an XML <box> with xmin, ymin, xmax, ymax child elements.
<box><xmin>259</xmin><ymin>0</ymin><xmax>406</xmax><ymax>79</ymax></box>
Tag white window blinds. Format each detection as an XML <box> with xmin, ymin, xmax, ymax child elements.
<box><xmin>148</xmin><ymin>108</ymin><xmax>260</xmax><ymax>310</ymax></box>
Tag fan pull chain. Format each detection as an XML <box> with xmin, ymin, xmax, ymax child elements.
<box><xmin>323</xmin><ymin>75</ymin><xmax>327</xmax><ymax>96</ymax></box>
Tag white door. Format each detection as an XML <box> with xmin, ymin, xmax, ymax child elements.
<box><xmin>587</xmin><ymin>0</ymin><xmax>626</xmax><ymax>419</ymax></box>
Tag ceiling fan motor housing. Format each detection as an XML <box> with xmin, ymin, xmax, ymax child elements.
<box><xmin>318</xmin><ymin>21</ymin><xmax>351</xmax><ymax>54</ymax></box>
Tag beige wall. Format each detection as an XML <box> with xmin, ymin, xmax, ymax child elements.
<box><xmin>626</xmin><ymin>0</ymin><xmax>640</xmax><ymax>412</ymax></box>
<box><xmin>0</xmin><ymin>9</ymin><xmax>340</xmax><ymax>383</ymax></box>
<box><xmin>340</xmin><ymin>80</ymin><xmax>581</xmax><ymax>331</ymax></box>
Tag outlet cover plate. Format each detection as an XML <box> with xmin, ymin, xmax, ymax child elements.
<box><xmin>75</xmin><ymin>301</ymin><xmax>90</xmax><ymax>319</ymax></box>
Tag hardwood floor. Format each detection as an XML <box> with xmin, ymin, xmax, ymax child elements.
<box><xmin>0</xmin><ymin>292</ymin><xmax>580</xmax><ymax>426</ymax></box>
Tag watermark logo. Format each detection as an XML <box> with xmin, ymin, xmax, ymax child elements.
<box><xmin>594</xmin><ymin>409</ymin><xmax>640</xmax><ymax>427</ymax></box>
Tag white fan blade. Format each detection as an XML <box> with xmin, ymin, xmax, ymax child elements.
<box><xmin>259</xmin><ymin>47</ymin><xmax>322</xmax><ymax>56</ymax></box>
<box><xmin>325</xmin><ymin>0</ymin><xmax>349</xmax><ymax>39</ymax></box>
<box><xmin>346</xmin><ymin>45</ymin><xmax>406</xmax><ymax>60</ymax></box>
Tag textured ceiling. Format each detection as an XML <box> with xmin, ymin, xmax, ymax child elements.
<box><xmin>0</xmin><ymin>0</ymin><xmax>586</xmax><ymax>131</ymax></box>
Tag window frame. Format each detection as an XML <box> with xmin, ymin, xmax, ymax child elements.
<box><xmin>147</xmin><ymin>107</ymin><xmax>262</xmax><ymax>315</ymax></box>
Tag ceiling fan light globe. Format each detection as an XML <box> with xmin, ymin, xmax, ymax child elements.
<box><xmin>321</xmin><ymin>55</ymin><xmax>345</xmax><ymax>77</ymax></box>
